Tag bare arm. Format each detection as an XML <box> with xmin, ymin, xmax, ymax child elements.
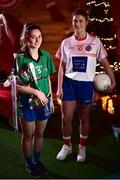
<box><xmin>56</xmin><ymin>60</ymin><xmax>65</xmax><ymax>99</ymax></box>
<box><xmin>48</xmin><ymin>77</ymin><xmax>54</xmax><ymax>112</ymax></box>
<box><xmin>16</xmin><ymin>84</ymin><xmax>48</xmax><ymax>105</ymax></box>
<box><xmin>48</xmin><ymin>77</ymin><xmax>53</xmax><ymax>99</ymax></box>
<box><xmin>101</xmin><ymin>57</ymin><xmax>116</xmax><ymax>92</ymax></box>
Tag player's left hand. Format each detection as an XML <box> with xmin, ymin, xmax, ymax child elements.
<box><xmin>106</xmin><ymin>82</ymin><xmax>116</xmax><ymax>93</ymax></box>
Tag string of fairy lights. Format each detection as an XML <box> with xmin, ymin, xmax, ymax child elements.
<box><xmin>89</xmin><ymin>17</ymin><xmax>113</xmax><ymax>23</ymax></box>
<box><xmin>86</xmin><ymin>0</ymin><xmax>120</xmax><ymax>72</ymax></box>
<box><xmin>86</xmin><ymin>0</ymin><xmax>110</xmax><ymax>7</ymax></box>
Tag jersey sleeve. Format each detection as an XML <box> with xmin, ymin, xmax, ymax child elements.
<box><xmin>47</xmin><ymin>52</ymin><xmax>56</xmax><ymax>76</ymax></box>
<box><xmin>96</xmin><ymin>37</ymin><xmax>108</xmax><ymax>62</ymax></box>
<box><xmin>55</xmin><ymin>40</ymin><xmax>67</xmax><ymax>63</ymax></box>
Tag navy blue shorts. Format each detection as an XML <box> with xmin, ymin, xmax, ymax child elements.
<box><xmin>18</xmin><ymin>96</ymin><xmax>52</xmax><ymax>121</ymax></box>
<box><xmin>62</xmin><ymin>76</ymin><xmax>94</xmax><ymax>105</ymax></box>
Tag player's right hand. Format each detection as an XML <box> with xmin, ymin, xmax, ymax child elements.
<box><xmin>35</xmin><ymin>90</ymin><xmax>48</xmax><ymax>106</ymax></box>
<box><xmin>3</xmin><ymin>79</ymin><xmax>11</xmax><ymax>87</ymax></box>
<box><xmin>56</xmin><ymin>89</ymin><xmax>63</xmax><ymax>99</ymax></box>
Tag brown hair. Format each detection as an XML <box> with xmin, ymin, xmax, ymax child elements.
<box><xmin>72</xmin><ymin>8</ymin><xmax>88</xmax><ymax>20</ymax></box>
<box><xmin>20</xmin><ymin>23</ymin><xmax>41</xmax><ymax>51</ymax></box>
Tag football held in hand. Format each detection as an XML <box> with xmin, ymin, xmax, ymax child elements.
<box><xmin>94</xmin><ymin>73</ymin><xmax>111</xmax><ymax>92</ymax></box>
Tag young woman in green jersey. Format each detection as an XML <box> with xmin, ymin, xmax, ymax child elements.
<box><xmin>15</xmin><ymin>23</ymin><xmax>56</xmax><ymax>178</ymax></box>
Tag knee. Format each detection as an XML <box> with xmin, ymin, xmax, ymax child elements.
<box><xmin>34</xmin><ymin>131</ymin><xmax>43</xmax><ymax>139</ymax></box>
<box><xmin>62</xmin><ymin>116</ymin><xmax>72</xmax><ymax>127</ymax></box>
<box><xmin>22</xmin><ymin>133</ymin><xmax>33</xmax><ymax>142</ymax></box>
<box><xmin>80</xmin><ymin>117</ymin><xmax>90</xmax><ymax>126</ymax></box>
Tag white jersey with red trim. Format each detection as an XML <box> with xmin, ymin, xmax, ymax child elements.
<box><xmin>56</xmin><ymin>33</ymin><xmax>107</xmax><ymax>82</ymax></box>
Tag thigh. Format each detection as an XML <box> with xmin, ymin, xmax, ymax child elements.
<box><xmin>79</xmin><ymin>104</ymin><xmax>91</xmax><ymax>121</ymax></box>
<box><xmin>62</xmin><ymin>76</ymin><xmax>75</xmax><ymax>101</ymax></box>
<box><xmin>20</xmin><ymin>119</ymin><xmax>35</xmax><ymax>137</ymax></box>
<box><xmin>62</xmin><ymin>101</ymin><xmax>76</xmax><ymax>121</ymax></box>
<box><xmin>74</xmin><ymin>81</ymin><xmax>94</xmax><ymax>104</ymax></box>
<box><xmin>35</xmin><ymin>120</ymin><xmax>48</xmax><ymax>135</ymax></box>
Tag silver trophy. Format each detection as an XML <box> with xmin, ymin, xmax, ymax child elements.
<box><xmin>18</xmin><ymin>62</ymin><xmax>51</xmax><ymax>116</ymax></box>
<box><xmin>28</xmin><ymin>62</ymin><xmax>51</xmax><ymax>116</ymax></box>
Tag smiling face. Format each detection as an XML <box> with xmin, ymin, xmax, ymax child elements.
<box><xmin>27</xmin><ymin>29</ymin><xmax>42</xmax><ymax>49</ymax></box>
<box><xmin>72</xmin><ymin>14</ymin><xmax>88</xmax><ymax>34</ymax></box>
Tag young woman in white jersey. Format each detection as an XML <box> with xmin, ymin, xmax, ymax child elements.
<box><xmin>56</xmin><ymin>9</ymin><xmax>116</xmax><ymax>162</ymax></box>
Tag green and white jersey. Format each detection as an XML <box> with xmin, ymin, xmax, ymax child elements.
<box><xmin>16</xmin><ymin>49</ymin><xmax>56</xmax><ymax>96</ymax></box>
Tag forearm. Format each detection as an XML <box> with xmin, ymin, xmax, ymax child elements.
<box><xmin>101</xmin><ymin>58</ymin><xmax>116</xmax><ymax>85</ymax></box>
<box><xmin>48</xmin><ymin>77</ymin><xmax>53</xmax><ymax>97</ymax></box>
<box><xmin>57</xmin><ymin>61</ymin><xmax>65</xmax><ymax>90</ymax></box>
<box><xmin>17</xmin><ymin>84</ymin><xmax>48</xmax><ymax>105</ymax></box>
<box><xmin>16</xmin><ymin>84</ymin><xmax>39</xmax><ymax>96</ymax></box>
<box><xmin>104</xmin><ymin>66</ymin><xmax>115</xmax><ymax>84</ymax></box>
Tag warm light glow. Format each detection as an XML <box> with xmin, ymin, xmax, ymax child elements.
<box><xmin>107</xmin><ymin>99</ymin><xmax>114</xmax><ymax>114</ymax></box>
<box><xmin>86</xmin><ymin>1</ymin><xmax>96</xmax><ymax>6</ymax></box>
<box><xmin>106</xmin><ymin>46</ymin><xmax>116</xmax><ymax>50</ymax></box>
<box><xmin>87</xmin><ymin>1</ymin><xmax>110</xmax><ymax>7</ymax></box>
<box><xmin>101</xmin><ymin>35</ymin><xmax>117</xmax><ymax>41</ymax></box>
<box><xmin>57</xmin><ymin>98</ymin><xmax>62</xmax><ymax>106</ymax></box>
<box><xmin>113</xmin><ymin>62</ymin><xmax>120</xmax><ymax>71</ymax></box>
<box><xmin>89</xmin><ymin>17</ymin><xmax>113</xmax><ymax>23</ymax></box>
<box><xmin>101</xmin><ymin>96</ymin><xmax>110</xmax><ymax>111</ymax></box>
<box><xmin>101</xmin><ymin>95</ymin><xmax>114</xmax><ymax>114</ymax></box>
